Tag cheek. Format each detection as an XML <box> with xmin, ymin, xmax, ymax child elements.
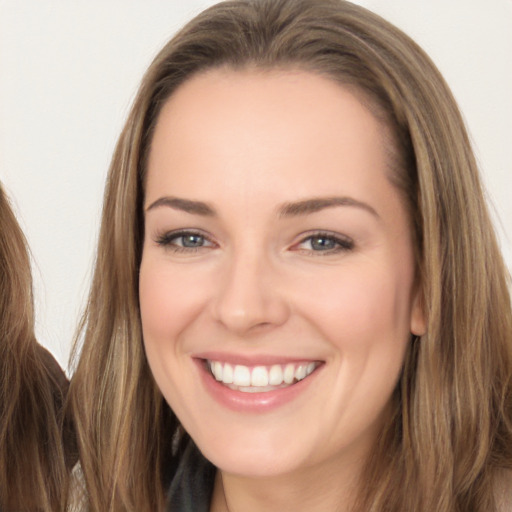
<box><xmin>139</xmin><ymin>266</ymin><xmax>176</xmax><ymax>346</ymax></box>
<box><xmin>139</xmin><ymin>258</ymin><xmax>209</xmax><ymax>345</ymax></box>
<box><xmin>304</xmin><ymin>264</ymin><xmax>414</xmax><ymax>421</ymax></box>
<box><xmin>138</xmin><ymin>256</ymin><xmax>212</xmax><ymax>411</ymax></box>
<box><xmin>295</xmin><ymin>262</ymin><xmax>415</xmax><ymax>356</ymax></box>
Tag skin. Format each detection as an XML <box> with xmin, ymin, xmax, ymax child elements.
<box><xmin>140</xmin><ymin>68</ymin><xmax>426</xmax><ymax>511</ymax></box>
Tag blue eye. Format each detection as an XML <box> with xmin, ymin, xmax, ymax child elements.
<box><xmin>155</xmin><ymin>230</ymin><xmax>213</xmax><ymax>252</ymax></box>
<box><xmin>309</xmin><ymin>236</ymin><xmax>337</xmax><ymax>251</ymax></box>
<box><xmin>178</xmin><ymin>233</ymin><xmax>206</xmax><ymax>248</ymax></box>
<box><xmin>296</xmin><ymin>232</ymin><xmax>354</xmax><ymax>254</ymax></box>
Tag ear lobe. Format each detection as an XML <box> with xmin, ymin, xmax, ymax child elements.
<box><xmin>410</xmin><ymin>287</ymin><xmax>427</xmax><ymax>336</ymax></box>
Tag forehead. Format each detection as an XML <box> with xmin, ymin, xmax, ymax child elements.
<box><xmin>146</xmin><ymin>68</ymin><xmax>396</xmax><ymax>198</ymax></box>
<box><xmin>153</xmin><ymin>67</ymin><xmax>388</xmax><ymax>140</ymax></box>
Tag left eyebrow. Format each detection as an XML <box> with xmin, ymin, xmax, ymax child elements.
<box><xmin>278</xmin><ymin>196</ymin><xmax>379</xmax><ymax>219</ymax></box>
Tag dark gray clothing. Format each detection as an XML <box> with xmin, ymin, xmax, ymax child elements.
<box><xmin>166</xmin><ymin>441</ymin><xmax>216</xmax><ymax>511</ymax></box>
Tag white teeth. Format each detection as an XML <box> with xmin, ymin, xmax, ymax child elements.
<box><xmin>283</xmin><ymin>364</ymin><xmax>295</xmax><ymax>384</ymax></box>
<box><xmin>251</xmin><ymin>366</ymin><xmax>269</xmax><ymax>387</ymax></box>
<box><xmin>213</xmin><ymin>361</ymin><xmax>223</xmax><ymax>381</ymax></box>
<box><xmin>268</xmin><ymin>365</ymin><xmax>283</xmax><ymax>386</ymax></box>
<box><xmin>223</xmin><ymin>363</ymin><xmax>234</xmax><ymax>384</ymax></box>
<box><xmin>233</xmin><ymin>365</ymin><xmax>251</xmax><ymax>386</ymax></box>
<box><xmin>295</xmin><ymin>364</ymin><xmax>307</xmax><ymax>381</ymax></box>
<box><xmin>208</xmin><ymin>360</ymin><xmax>318</xmax><ymax>391</ymax></box>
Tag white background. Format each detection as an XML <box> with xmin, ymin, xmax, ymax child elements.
<box><xmin>1</xmin><ymin>0</ymin><xmax>511</xmax><ymax>370</ymax></box>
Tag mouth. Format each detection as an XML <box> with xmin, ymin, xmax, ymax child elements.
<box><xmin>205</xmin><ymin>359</ymin><xmax>321</xmax><ymax>393</ymax></box>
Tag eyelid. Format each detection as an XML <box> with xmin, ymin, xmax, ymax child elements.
<box><xmin>291</xmin><ymin>230</ymin><xmax>354</xmax><ymax>254</ymax></box>
<box><xmin>152</xmin><ymin>228</ymin><xmax>353</xmax><ymax>255</ymax></box>
<box><xmin>154</xmin><ymin>228</ymin><xmax>216</xmax><ymax>252</ymax></box>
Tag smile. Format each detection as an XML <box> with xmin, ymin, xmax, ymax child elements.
<box><xmin>206</xmin><ymin>360</ymin><xmax>320</xmax><ymax>393</ymax></box>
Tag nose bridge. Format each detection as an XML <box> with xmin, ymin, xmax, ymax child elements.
<box><xmin>212</xmin><ymin>240</ymin><xmax>288</xmax><ymax>335</ymax></box>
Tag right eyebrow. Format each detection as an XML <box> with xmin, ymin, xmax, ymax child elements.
<box><xmin>145</xmin><ymin>196</ymin><xmax>216</xmax><ymax>216</ymax></box>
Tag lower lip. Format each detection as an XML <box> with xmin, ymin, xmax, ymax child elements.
<box><xmin>195</xmin><ymin>359</ymin><xmax>321</xmax><ymax>413</ymax></box>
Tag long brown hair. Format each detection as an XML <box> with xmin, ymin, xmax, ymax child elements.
<box><xmin>69</xmin><ymin>0</ymin><xmax>512</xmax><ymax>510</ymax></box>
<box><xmin>0</xmin><ymin>184</ymin><xmax>72</xmax><ymax>511</ymax></box>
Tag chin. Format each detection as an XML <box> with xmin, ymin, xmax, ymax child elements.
<box><xmin>193</xmin><ymin>427</ymin><xmax>311</xmax><ymax>478</ymax></box>
<box><xmin>209</xmin><ymin>451</ymin><xmax>299</xmax><ymax>478</ymax></box>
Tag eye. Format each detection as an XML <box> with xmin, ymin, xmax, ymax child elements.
<box><xmin>154</xmin><ymin>230</ymin><xmax>215</xmax><ymax>253</ymax></box>
<box><xmin>294</xmin><ymin>232</ymin><xmax>354</xmax><ymax>254</ymax></box>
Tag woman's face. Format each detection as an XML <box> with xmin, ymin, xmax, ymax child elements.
<box><xmin>140</xmin><ymin>69</ymin><xmax>425</xmax><ymax>479</ymax></box>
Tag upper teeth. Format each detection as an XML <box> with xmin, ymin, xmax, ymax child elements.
<box><xmin>207</xmin><ymin>360</ymin><xmax>318</xmax><ymax>388</ymax></box>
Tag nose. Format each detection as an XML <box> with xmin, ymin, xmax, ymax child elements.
<box><xmin>211</xmin><ymin>248</ymin><xmax>290</xmax><ymax>336</ymax></box>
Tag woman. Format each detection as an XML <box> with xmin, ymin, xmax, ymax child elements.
<box><xmin>0</xmin><ymin>184</ymin><xmax>74</xmax><ymax>511</ymax></box>
<box><xmin>68</xmin><ymin>0</ymin><xmax>512</xmax><ymax>510</ymax></box>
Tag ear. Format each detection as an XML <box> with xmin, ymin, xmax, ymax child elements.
<box><xmin>410</xmin><ymin>285</ymin><xmax>427</xmax><ymax>336</ymax></box>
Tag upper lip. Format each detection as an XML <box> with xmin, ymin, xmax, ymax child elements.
<box><xmin>194</xmin><ymin>351</ymin><xmax>323</xmax><ymax>367</ymax></box>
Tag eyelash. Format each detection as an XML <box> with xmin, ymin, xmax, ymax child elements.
<box><xmin>154</xmin><ymin>230</ymin><xmax>214</xmax><ymax>253</ymax></box>
<box><xmin>154</xmin><ymin>230</ymin><xmax>354</xmax><ymax>255</ymax></box>
<box><xmin>294</xmin><ymin>231</ymin><xmax>354</xmax><ymax>255</ymax></box>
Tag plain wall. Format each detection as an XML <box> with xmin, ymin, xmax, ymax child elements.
<box><xmin>1</xmin><ymin>0</ymin><xmax>511</xmax><ymax>369</ymax></box>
